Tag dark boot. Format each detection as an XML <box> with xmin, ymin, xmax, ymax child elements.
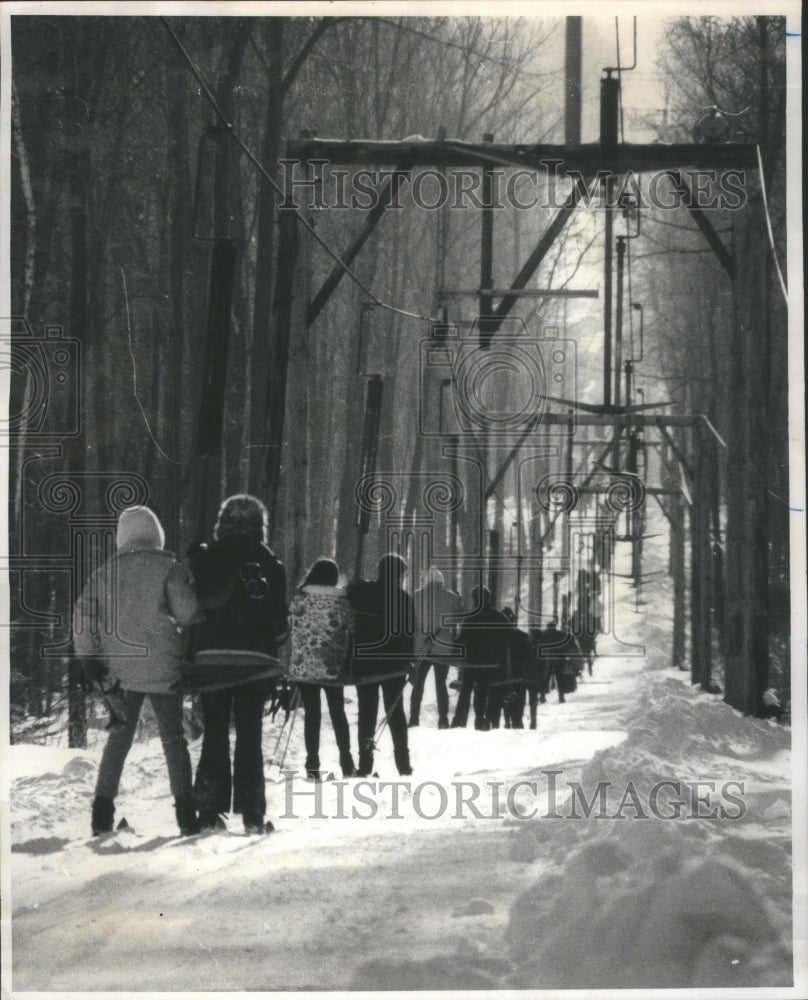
<box><xmin>357</xmin><ymin>738</ymin><xmax>374</xmax><ymax>777</ymax></box>
<box><xmin>91</xmin><ymin>795</ymin><xmax>115</xmax><ymax>836</ymax></box>
<box><xmin>175</xmin><ymin>798</ymin><xmax>201</xmax><ymax>836</ymax></box>
<box><xmin>394</xmin><ymin>749</ymin><xmax>412</xmax><ymax>777</ymax></box>
<box><xmin>356</xmin><ymin>754</ymin><xmax>374</xmax><ymax>778</ymax></box>
<box><xmin>243</xmin><ymin>813</ymin><xmax>274</xmax><ymax>835</ymax></box>
<box><xmin>198</xmin><ymin>810</ymin><xmax>227</xmax><ymax>832</ymax></box>
<box><xmin>340</xmin><ymin>753</ymin><xmax>356</xmax><ymax>778</ymax></box>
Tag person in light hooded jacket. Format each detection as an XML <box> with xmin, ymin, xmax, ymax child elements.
<box><xmin>73</xmin><ymin>506</ymin><xmax>202</xmax><ymax>836</ymax></box>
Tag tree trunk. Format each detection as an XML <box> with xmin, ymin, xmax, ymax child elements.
<box><xmin>724</xmin><ymin>196</ymin><xmax>770</xmax><ymax>716</ymax></box>
<box><xmin>251</xmin><ymin>20</ymin><xmax>284</xmax><ymax>505</ymax></box>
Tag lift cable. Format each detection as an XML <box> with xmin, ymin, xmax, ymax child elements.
<box><xmin>159</xmin><ymin>16</ymin><xmax>438</xmax><ymax>327</ymax></box>
<box><xmin>755</xmin><ymin>144</ymin><xmax>788</xmax><ymax>305</ymax></box>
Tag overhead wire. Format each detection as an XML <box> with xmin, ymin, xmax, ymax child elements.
<box><xmin>755</xmin><ymin>144</ymin><xmax>788</xmax><ymax>306</ymax></box>
<box><xmin>120</xmin><ymin>268</ymin><xmax>179</xmax><ymax>465</ymax></box>
<box><xmin>158</xmin><ymin>16</ymin><xmax>437</xmax><ymax>327</ymax></box>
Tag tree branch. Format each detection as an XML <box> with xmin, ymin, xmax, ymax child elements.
<box><xmin>280</xmin><ymin>17</ymin><xmax>344</xmax><ymax>97</ymax></box>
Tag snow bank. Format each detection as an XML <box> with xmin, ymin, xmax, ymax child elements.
<box><xmin>503</xmin><ymin>675</ymin><xmax>792</xmax><ymax>990</ymax></box>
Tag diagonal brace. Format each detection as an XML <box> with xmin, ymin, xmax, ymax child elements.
<box><xmin>657</xmin><ymin>423</ymin><xmax>693</xmax><ymax>484</ymax></box>
<box><xmin>489</xmin><ymin>177</ymin><xmax>588</xmax><ymax>335</ymax></box>
<box><xmin>307</xmin><ymin>168</ymin><xmax>410</xmax><ymax>325</ymax></box>
<box><xmin>669</xmin><ymin>171</ymin><xmax>735</xmax><ymax>279</ymax></box>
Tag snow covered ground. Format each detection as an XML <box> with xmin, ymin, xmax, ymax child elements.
<box><xmin>3</xmin><ymin>526</ymin><xmax>802</xmax><ymax>994</ymax></box>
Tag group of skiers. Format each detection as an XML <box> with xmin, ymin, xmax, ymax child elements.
<box><xmin>73</xmin><ymin>494</ymin><xmax>598</xmax><ymax>839</ymax></box>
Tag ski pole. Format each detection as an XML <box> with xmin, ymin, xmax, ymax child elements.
<box><xmin>372</xmin><ymin>633</ymin><xmax>439</xmax><ymax>744</ymax></box>
<box><xmin>268</xmin><ymin>685</ymin><xmax>298</xmax><ymax>769</ymax></box>
<box><xmin>268</xmin><ymin>685</ymin><xmax>300</xmax><ymax>773</ymax></box>
<box><xmin>275</xmin><ymin>689</ymin><xmax>300</xmax><ymax>772</ymax></box>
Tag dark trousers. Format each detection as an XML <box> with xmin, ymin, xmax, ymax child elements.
<box><xmin>526</xmin><ymin>684</ymin><xmax>540</xmax><ymax>728</ymax></box>
<box><xmin>452</xmin><ymin>668</ymin><xmax>493</xmax><ymax>729</ymax></box>
<box><xmin>297</xmin><ymin>682</ymin><xmax>353</xmax><ymax>773</ymax></box>
<box><xmin>409</xmin><ymin>661</ymin><xmax>450</xmax><ymax>724</ymax></box>
<box><xmin>488</xmin><ymin>682</ymin><xmax>525</xmax><ymax>729</ymax></box>
<box><xmin>357</xmin><ymin>675</ymin><xmax>410</xmax><ymax>775</ymax></box>
<box><xmin>194</xmin><ymin>681</ymin><xmax>268</xmax><ymax>821</ymax></box>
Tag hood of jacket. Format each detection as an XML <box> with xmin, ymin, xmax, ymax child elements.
<box><xmin>117</xmin><ymin>506</ymin><xmax>165</xmax><ymax>553</ymax></box>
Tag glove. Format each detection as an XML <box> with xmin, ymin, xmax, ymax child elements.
<box><xmin>79</xmin><ymin>659</ymin><xmax>108</xmax><ymax>691</ymax></box>
<box><xmin>267</xmin><ymin>681</ymin><xmax>291</xmax><ymax>722</ymax></box>
<box><xmin>102</xmin><ymin>682</ymin><xmax>128</xmax><ymax>729</ymax></box>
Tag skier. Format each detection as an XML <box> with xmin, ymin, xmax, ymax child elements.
<box><xmin>73</xmin><ymin>505</ymin><xmax>202</xmax><ymax>837</ymax></box>
<box><xmin>535</xmin><ymin>619</ymin><xmax>582</xmax><ymax>704</ymax></box>
<box><xmin>525</xmin><ymin>628</ymin><xmax>547</xmax><ymax>729</ymax></box>
<box><xmin>188</xmin><ymin>494</ymin><xmax>288</xmax><ymax>834</ymax></box>
<box><xmin>408</xmin><ymin>567</ymin><xmax>464</xmax><ymax>729</ymax></box>
<box><xmin>570</xmin><ymin>605</ymin><xmax>597</xmax><ymax>677</ymax></box>
<box><xmin>488</xmin><ymin>607</ymin><xmax>531</xmax><ymax>729</ymax></box>
<box><xmin>288</xmin><ymin>558</ymin><xmax>356</xmax><ymax>779</ymax></box>
<box><xmin>347</xmin><ymin>553</ymin><xmax>414</xmax><ymax>777</ymax></box>
<box><xmin>450</xmin><ymin>586</ymin><xmax>509</xmax><ymax>731</ymax></box>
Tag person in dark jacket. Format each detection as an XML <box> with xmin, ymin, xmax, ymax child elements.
<box><xmin>570</xmin><ymin>606</ymin><xmax>597</xmax><ymax>676</ymax></box>
<box><xmin>73</xmin><ymin>506</ymin><xmax>202</xmax><ymax>836</ymax></box>
<box><xmin>450</xmin><ymin>586</ymin><xmax>509</xmax><ymax>731</ymax></box>
<box><xmin>488</xmin><ymin>607</ymin><xmax>530</xmax><ymax>729</ymax></box>
<box><xmin>535</xmin><ymin>619</ymin><xmax>582</xmax><ymax>704</ymax></box>
<box><xmin>289</xmin><ymin>558</ymin><xmax>356</xmax><ymax>779</ymax></box>
<box><xmin>525</xmin><ymin>629</ymin><xmax>547</xmax><ymax>728</ymax></box>
<box><xmin>409</xmin><ymin>567</ymin><xmax>464</xmax><ymax>729</ymax></box>
<box><xmin>189</xmin><ymin>494</ymin><xmax>288</xmax><ymax>834</ymax></box>
<box><xmin>347</xmin><ymin>553</ymin><xmax>414</xmax><ymax>777</ymax></box>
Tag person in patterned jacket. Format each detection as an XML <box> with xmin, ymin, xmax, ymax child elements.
<box><xmin>288</xmin><ymin>558</ymin><xmax>356</xmax><ymax>779</ymax></box>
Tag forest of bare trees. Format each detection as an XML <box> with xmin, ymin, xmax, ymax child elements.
<box><xmin>7</xmin><ymin>14</ymin><xmax>790</xmax><ymax>739</ymax></box>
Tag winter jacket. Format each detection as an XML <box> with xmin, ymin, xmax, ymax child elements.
<box><xmin>413</xmin><ymin>581</ymin><xmax>464</xmax><ymax>660</ymax></box>
<box><xmin>73</xmin><ymin>550</ymin><xmax>201</xmax><ymax>695</ymax></box>
<box><xmin>456</xmin><ymin>603</ymin><xmax>510</xmax><ymax>670</ymax></box>
<box><xmin>535</xmin><ymin>624</ymin><xmax>583</xmax><ymax>681</ymax></box>
<box><xmin>188</xmin><ymin>532</ymin><xmax>288</xmax><ymax>684</ymax></box>
<box><xmin>570</xmin><ymin>609</ymin><xmax>597</xmax><ymax>656</ymax></box>
<box><xmin>347</xmin><ymin>578</ymin><xmax>415</xmax><ymax>678</ymax></box>
<box><xmin>288</xmin><ymin>585</ymin><xmax>355</xmax><ymax>683</ymax></box>
<box><xmin>505</xmin><ymin>623</ymin><xmax>534</xmax><ymax>682</ymax></box>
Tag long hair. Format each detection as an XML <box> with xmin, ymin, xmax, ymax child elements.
<box><xmin>213</xmin><ymin>494</ymin><xmax>269</xmax><ymax>544</ymax></box>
